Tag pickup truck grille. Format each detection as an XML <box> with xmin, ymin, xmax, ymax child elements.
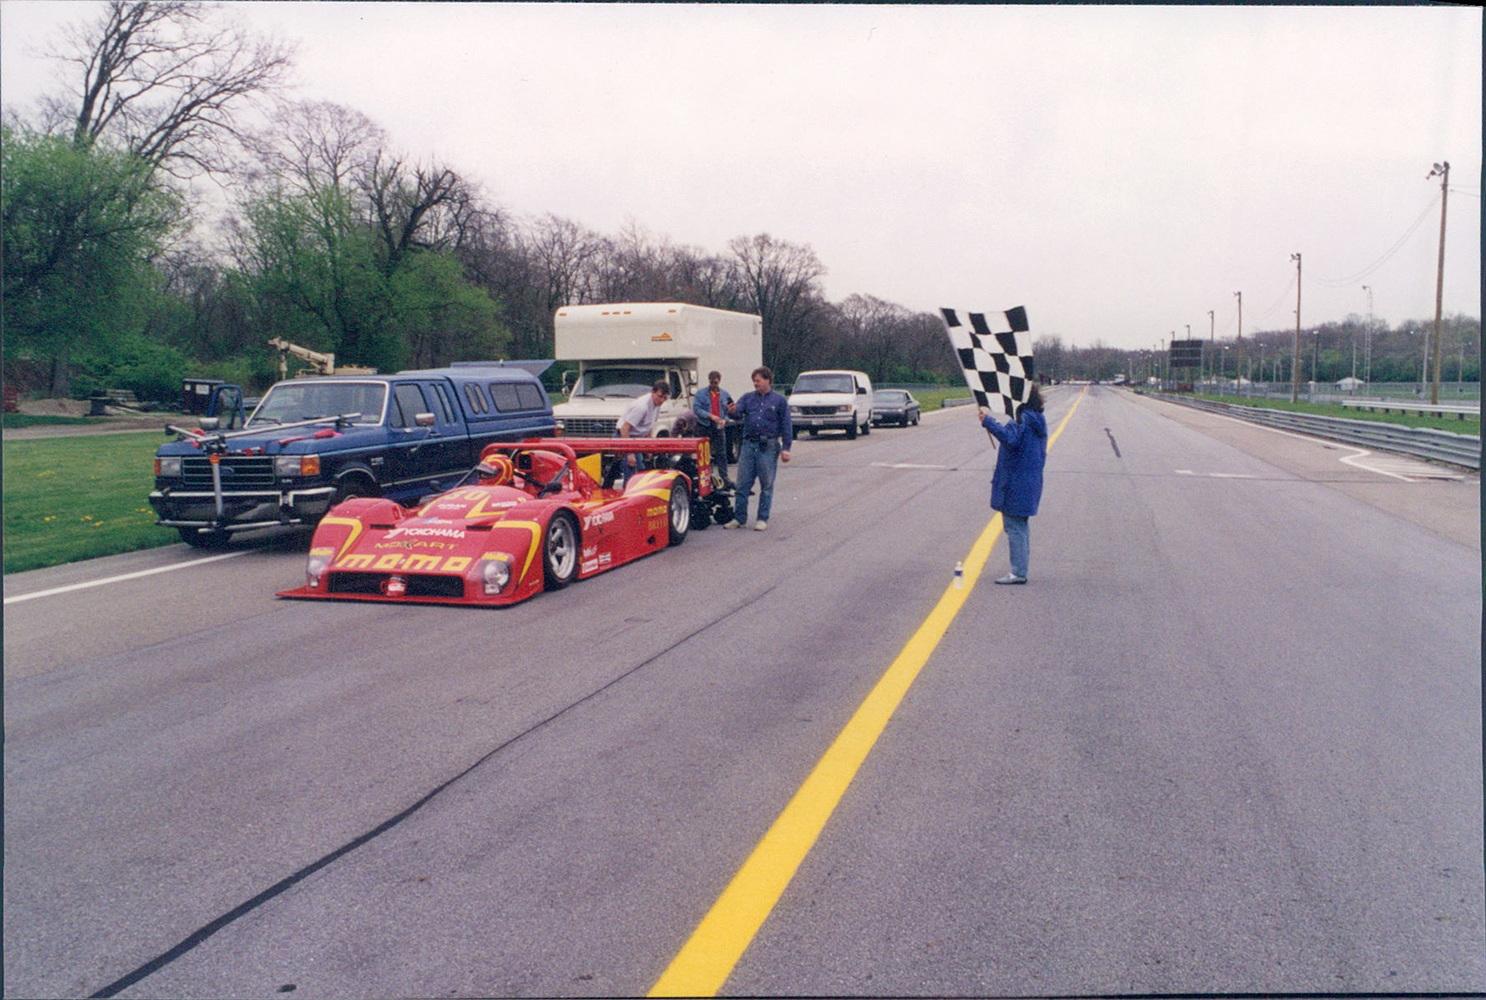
<box><xmin>181</xmin><ymin>455</ymin><xmax>277</xmax><ymax>489</ymax></box>
<box><xmin>563</xmin><ymin>417</ymin><xmax>618</xmax><ymax>436</ymax></box>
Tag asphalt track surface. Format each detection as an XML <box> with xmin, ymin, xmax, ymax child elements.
<box><xmin>4</xmin><ymin>386</ymin><xmax>1482</xmax><ymax>998</ymax></box>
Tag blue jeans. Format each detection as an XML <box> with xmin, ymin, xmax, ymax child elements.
<box><xmin>1002</xmin><ymin>514</ymin><xmax>1030</xmax><ymax>577</ymax></box>
<box><xmin>734</xmin><ymin>438</ymin><xmax>779</xmax><ymax>523</ymax></box>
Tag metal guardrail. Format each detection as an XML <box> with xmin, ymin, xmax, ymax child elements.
<box><xmin>1340</xmin><ymin>399</ymin><xmax>1479</xmax><ymax>419</ymax></box>
<box><xmin>1149</xmin><ymin>393</ymin><xmax>1481</xmax><ymax>471</ymax></box>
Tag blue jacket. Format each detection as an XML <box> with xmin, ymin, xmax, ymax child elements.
<box><xmin>982</xmin><ymin>408</ymin><xmax>1048</xmax><ymax>516</ymax></box>
<box><xmin>735</xmin><ymin>389</ymin><xmax>793</xmax><ymax>450</ymax></box>
<box><xmin>692</xmin><ymin>385</ymin><xmax>734</xmax><ymax>431</ymax></box>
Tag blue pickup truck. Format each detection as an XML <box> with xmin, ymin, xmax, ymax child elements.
<box><xmin>150</xmin><ymin>364</ymin><xmax>555</xmax><ymax>547</ymax></box>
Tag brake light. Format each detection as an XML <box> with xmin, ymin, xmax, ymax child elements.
<box><xmin>381</xmin><ymin>575</ymin><xmax>407</xmax><ymax>597</ymax></box>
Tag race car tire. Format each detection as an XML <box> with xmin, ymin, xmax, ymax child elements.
<box><xmin>667</xmin><ymin>480</ymin><xmax>690</xmax><ymax>546</ymax></box>
<box><xmin>712</xmin><ymin>497</ymin><xmax>735</xmax><ymax>524</ymax></box>
<box><xmin>178</xmin><ymin>527</ymin><xmax>231</xmax><ymax>549</ymax></box>
<box><xmin>542</xmin><ymin>511</ymin><xmax>580</xmax><ymax>591</ymax></box>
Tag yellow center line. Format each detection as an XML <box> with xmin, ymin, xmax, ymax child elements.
<box><xmin>650</xmin><ymin>388</ymin><xmax>1087</xmax><ymax>997</ymax></box>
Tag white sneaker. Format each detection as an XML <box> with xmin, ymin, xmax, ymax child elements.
<box><xmin>754</xmin><ymin>521</ymin><xmax>768</xmax><ymax>531</ymax></box>
<box><xmin>723</xmin><ymin>520</ymin><xmax>744</xmax><ymax>530</ymax></box>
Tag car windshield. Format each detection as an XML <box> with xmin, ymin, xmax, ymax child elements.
<box><xmin>248</xmin><ymin>381</ymin><xmax>386</xmax><ymax>426</ymax></box>
<box><xmin>793</xmin><ymin>374</ymin><xmax>854</xmax><ymax>394</ymax></box>
<box><xmin>573</xmin><ymin>368</ymin><xmax>663</xmax><ymax>399</ymax></box>
<box><xmin>873</xmin><ymin>391</ymin><xmax>909</xmax><ymax>404</ymax></box>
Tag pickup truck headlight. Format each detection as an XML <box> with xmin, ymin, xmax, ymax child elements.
<box><xmin>835</xmin><ymin>405</ymin><xmax>852</xmax><ymax>414</ymax></box>
<box><xmin>275</xmin><ymin>455</ymin><xmax>322</xmax><ymax>478</ymax></box>
<box><xmin>155</xmin><ymin>456</ymin><xmax>183</xmax><ymax>477</ymax></box>
<box><xmin>789</xmin><ymin>406</ymin><xmax>802</xmax><ymax>415</ymax></box>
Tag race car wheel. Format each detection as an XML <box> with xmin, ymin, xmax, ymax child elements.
<box><xmin>542</xmin><ymin>511</ymin><xmax>580</xmax><ymax>591</ymax></box>
<box><xmin>667</xmin><ymin>480</ymin><xmax>690</xmax><ymax>546</ymax></box>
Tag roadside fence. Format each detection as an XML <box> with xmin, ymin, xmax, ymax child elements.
<box><xmin>1149</xmin><ymin>393</ymin><xmax>1481</xmax><ymax>471</ymax></box>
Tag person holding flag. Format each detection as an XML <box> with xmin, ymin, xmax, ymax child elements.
<box><xmin>978</xmin><ymin>382</ymin><xmax>1047</xmax><ymax>584</ymax></box>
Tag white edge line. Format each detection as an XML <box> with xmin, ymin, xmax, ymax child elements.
<box><xmin>4</xmin><ymin>549</ymin><xmax>254</xmax><ymax>605</ymax></box>
<box><xmin>1191</xmin><ymin>407</ymin><xmax>1420</xmax><ymax>483</ymax></box>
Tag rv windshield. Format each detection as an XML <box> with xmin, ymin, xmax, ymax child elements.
<box><xmin>572</xmin><ymin>368</ymin><xmax>664</xmax><ymax>399</ymax></box>
<box><xmin>792</xmin><ymin>374</ymin><xmax>854</xmax><ymax>394</ymax></box>
<box><xmin>248</xmin><ymin>381</ymin><xmax>386</xmax><ymax>426</ymax></box>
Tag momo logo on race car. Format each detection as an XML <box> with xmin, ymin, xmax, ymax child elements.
<box><xmin>384</xmin><ymin>526</ymin><xmax>466</xmax><ymax>540</ymax></box>
<box><xmin>335</xmin><ymin>552</ymin><xmax>474</xmax><ymax>573</ymax></box>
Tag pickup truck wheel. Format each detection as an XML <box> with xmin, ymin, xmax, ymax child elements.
<box><xmin>543</xmin><ymin>511</ymin><xmax>580</xmax><ymax>590</ymax></box>
<box><xmin>178</xmin><ymin>528</ymin><xmax>231</xmax><ymax>549</ymax></box>
<box><xmin>861</xmin><ymin>417</ymin><xmax>870</xmax><ymax>435</ymax></box>
<box><xmin>846</xmin><ymin>420</ymin><xmax>857</xmax><ymax>440</ymax></box>
<box><xmin>333</xmin><ymin>473</ymin><xmax>378</xmax><ymax>505</ymax></box>
<box><xmin>668</xmin><ymin>480</ymin><xmax>690</xmax><ymax>546</ymax></box>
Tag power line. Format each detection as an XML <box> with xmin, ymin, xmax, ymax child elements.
<box><xmin>1310</xmin><ymin>192</ymin><xmax>1441</xmax><ymax>287</ymax></box>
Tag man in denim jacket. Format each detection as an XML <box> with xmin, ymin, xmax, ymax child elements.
<box><xmin>691</xmin><ymin>370</ymin><xmax>734</xmax><ymax>476</ymax></box>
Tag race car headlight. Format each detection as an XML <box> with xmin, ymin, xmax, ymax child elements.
<box><xmin>275</xmin><ymin>455</ymin><xmax>321</xmax><ymax>478</ymax></box>
<box><xmin>481</xmin><ymin>555</ymin><xmax>513</xmax><ymax>595</ymax></box>
<box><xmin>155</xmin><ymin>456</ymin><xmax>183</xmax><ymax>477</ymax></box>
<box><xmin>305</xmin><ymin>548</ymin><xmax>334</xmax><ymax>589</ymax></box>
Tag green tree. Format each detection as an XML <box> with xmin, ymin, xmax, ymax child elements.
<box><xmin>2</xmin><ymin>124</ymin><xmax>183</xmax><ymax>395</ymax></box>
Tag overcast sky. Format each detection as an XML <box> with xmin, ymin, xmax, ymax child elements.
<box><xmin>3</xmin><ymin>1</ymin><xmax>1480</xmax><ymax>351</ymax></box>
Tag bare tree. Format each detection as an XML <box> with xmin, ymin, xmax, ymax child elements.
<box><xmin>358</xmin><ymin>150</ymin><xmax>474</xmax><ymax>273</ymax></box>
<box><xmin>255</xmin><ymin>100</ymin><xmax>385</xmax><ymax>196</ymax></box>
<box><xmin>42</xmin><ymin>0</ymin><xmax>293</xmax><ymax>177</ymax></box>
<box><xmin>728</xmin><ymin>233</ymin><xmax>828</xmax><ymax>379</ymax></box>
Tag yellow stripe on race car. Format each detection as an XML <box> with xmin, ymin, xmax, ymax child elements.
<box><xmin>321</xmin><ymin>516</ymin><xmax>365</xmax><ymax>564</ymax></box>
<box><xmin>497</xmin><ymin>520</ymin><xmax>544</xmax><ymax>582</ymax></box>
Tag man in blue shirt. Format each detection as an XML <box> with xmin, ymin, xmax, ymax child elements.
<box><xmin>724</xmin><ymin>366</ymin><xmax>792</xmax><ymax>532</ymax></box>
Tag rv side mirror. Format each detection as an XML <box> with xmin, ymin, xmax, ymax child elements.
<box><xmin>857</xmin><ymin>385</ymin><xmax>868</xmax><ymax>394</ymax></box>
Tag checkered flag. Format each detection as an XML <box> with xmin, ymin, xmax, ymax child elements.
<box><xmin>938</xmin><ymin>306</ymin><xmax>1034</xmax><ymax>417</ymax></box>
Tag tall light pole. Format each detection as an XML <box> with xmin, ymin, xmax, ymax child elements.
<box><xmin>1361</xmin><ymin>284</ymin><xmax>1372</xmax><ymax>385</ymax></box>
<box><xmin>1290</xmin><ymin>253</ymin><xmax>1302</xmax><ymax>403</ymax></box>
<box><xmin>1207</xmin><ymin>310</ymin><xmax>1215</xmax><ymax>392</ymax></box>
<box><xmin>1234</xmin><ymin>291</ymin><xmax>1243</xmax><ymax>397</ymax></box>
<box><xmin>1427</xmin><ymin>161</ymin><xmax>1449</xmax><ymax>404</ymax></box>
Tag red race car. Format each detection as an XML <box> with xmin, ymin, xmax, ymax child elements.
<box><xmin>277</xmin><ymin>437</ymin><xmax>728</xmax><ymax>606</ymax></box>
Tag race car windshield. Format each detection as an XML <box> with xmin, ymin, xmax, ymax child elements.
<box><xmin>249</xmin><ymin>382</ymin><xmax>386</xmax><ymax>426</ymax></box>
<box><xmin>793</xmin><ymin>374</ymin><xmax>855</xmax><ymax>394</ymax></box>
<box><xmin>573</xmin><ymin>368</ymin><xmax>665</xmax><ymax>399</ymax></box>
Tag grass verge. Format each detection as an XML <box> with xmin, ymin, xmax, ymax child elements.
<box><xmin>3</xmin><ymin>432</ymin><xmax>179</xmax><ymax>574</ymax></box>
<box><xmin>2</xmin><ymin>413</ymin><xmax>113</xmax><ymax>429</ymax></box>
<box><xmin>1192</xmin><ymin>394</ymin><xmax>1480</xmax><ymax>436</ymax></box>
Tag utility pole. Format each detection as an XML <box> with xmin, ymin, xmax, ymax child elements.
<box><xmin>1234</xmin><ymin>291</ymin><xmax>1243</xmax><ymax>397</ymax></box>
<box><xmin>1427</xmin><ymin>161</ymin><xmax>1449</xmax><ymax>404</ymax></box>
<box><xmin>1290</xmin><ymin>253</ymin><xmax>1302</xmax><ymax>403</ymax></box>
<box><xmin>1207</xmin><ymin>310</ymin><xmax>1215</xmax><ymax>392</ymax></box>
<box><xmin>1362</xmin><ymin>284</ymin><xmax>1372</xmax><ymax>385</ymax></box>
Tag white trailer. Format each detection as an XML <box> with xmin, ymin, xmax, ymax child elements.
<box><xmin>551</xmin><ymin>303</ymin><xmax>763</xmax><ymax>439</ymax></box>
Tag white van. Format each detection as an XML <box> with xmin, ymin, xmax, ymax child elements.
<box><xmin>788</xmin><ymin>370</ymin><xmax>874</xmax><ymax>439</ymax></box>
